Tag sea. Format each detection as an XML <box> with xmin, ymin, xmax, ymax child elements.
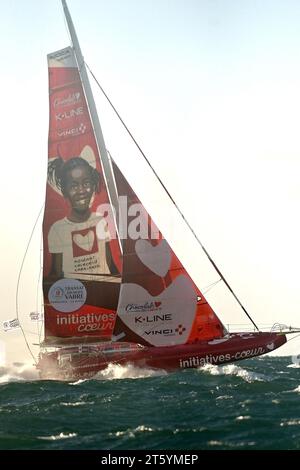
<box><xmin>0</xmin><ymin>356</ymin><xmax>299</xmax><ymax>453</ymax></box>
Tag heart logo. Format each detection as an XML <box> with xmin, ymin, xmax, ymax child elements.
<box><xmin>266</xmin><ymin>342</ymin><xmax>274</xmax><ymax>351</ymax></box>
<box><xmin>118</xmin><ymin>275</ymin><xmax>197</xmax><ymax>346</ymax></box>
<box><xmin>73</xmin><ymin>231</ymin><xmax>95</xmax><ymax>252</ymax></box>
<box><xmin>135</xmin><ymin>239</ymin><xmax>171</xmax><ymax>277</ymax></box>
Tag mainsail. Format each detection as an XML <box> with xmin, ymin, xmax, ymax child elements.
<box><xmin>43</xmin><ymin>47</ymin><xmax>121</xmax><ymax>344</ymax></box>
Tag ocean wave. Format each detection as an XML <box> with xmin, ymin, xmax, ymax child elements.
<box><xmin>1</xmin><ymin>357</ymin><xmax>299</xmax><ymax>450</ymax></box>
<box><xmin>198</xmin><ymin>363</ymin><xmax>268</xmax><ymax>383</ymax></box>
<box><xmin>280</xmin><ymin>419</ymin><xmax>300</xmax><ymax>427</ymax></box>
<box><xmin>37</xmin><ymin>432</ymin><xmax>77</xmax><ymax>441</ymax></box>
<box><xmin>0</xmin><ymin>362</ymin><xmax>39</xmax><ymax>385</ymax></box>
<box><xmin>60</xmin><ymin>401</ymin><xmax>93</xmax><ymax>407</ymax></box>
<box><xmin>93</xmin><ymin>363</ymin><xmax>167</xmax><ymax>381</ymax></box>
<box><xmin>287</xmin><ymin>363</ymin><xmax>300</xmax><ymax>369</ymax></box>
<box><xmin>110</xmin><ymin>425</ymin><xmax>155</xmax><ymax>439</ymax></box>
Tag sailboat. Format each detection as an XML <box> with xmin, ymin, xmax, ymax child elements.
<box><xmin>36</xmin><ymin>0</ymin><xmax>292</xmax><ymax>380</ymax></box>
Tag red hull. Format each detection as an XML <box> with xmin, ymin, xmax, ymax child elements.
<box><xmin>37</xmin><ymin>332</ymin><xmax>287</xmax><ymax>380</ymax></box>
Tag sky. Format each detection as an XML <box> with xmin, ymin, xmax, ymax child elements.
<box><xmin>0</xmin><ymin>0</ymin><xmax>300</xmax><ymax>364</ymax></box>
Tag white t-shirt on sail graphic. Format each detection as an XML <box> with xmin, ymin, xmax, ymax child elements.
<box><xmin>48</xmin><ymin>213</ymin><xmax>112</xmax><ymax>280</ymax></box>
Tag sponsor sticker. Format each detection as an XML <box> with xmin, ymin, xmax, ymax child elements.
<box><xmin>3</xmin><ymin>318</ymin><xmax>20</xmax><ymax>331</ymax></box>
<box><xmin>49</xmin><ymin>279</ymin><xmax>87</xmax><ymax>313</ymax></box>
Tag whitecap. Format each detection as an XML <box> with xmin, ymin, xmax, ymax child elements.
<box><xmin>60</xmin><ymin>401</ymin><xmax>92</xmax><ymax>407</ymax></box>
<box><xmin>67</xmin><ymin>363</ymin><xmax>166</xmax><ymax>383</ymax></box>
<box><xmin>109</xmin><ymin>425</ymin><xmax>155</xmax><ymax>439</ymax></box>
<box><xmin>199</xmin><ymin>363</ymin><xmax>267</xmax><ymax>383</ymax></box>
<box><xmin>38</xmin><ymin>432</ymin><xmax>77</xmax><ymax>441</ymax></box>
<box><xmin>0</xmin><ymin>362</ymin><xmax>39</xmax><ymax>384</ymax></box>
<box><xmin>135</xmin><ymin>425</ymin><xmax>154</xmax><ymax>432</ymax></box>
<box><xmin>208</xmin><ymin>440</ymin><xmax>224</xmax><ymax>446</ymax></box>
<box><xmin>216</xmin><ymin>395</ymin><xmax>233</xmax><ymax>400</ymax></box>
<box><xmin>280</xmin><ymin>420</ymin><xmax>300</xmax><ymax>427</ymax></box>
<box><xmin>93</xmin><ymin>363</ymin><xmax>167</xmax><ymax>381</ymax></box>
<box><xmin>69</xmin><ymin>379</ymin><xmax>89</xmax><ymax>386</ymax></box>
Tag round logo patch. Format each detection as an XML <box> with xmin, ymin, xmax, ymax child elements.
<box><xmin>48</xmin><ymin>279</ymin><xmax>87</xmax><ymax>313</ymax></box>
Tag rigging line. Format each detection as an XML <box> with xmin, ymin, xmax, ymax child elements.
<box><xmin>287</xmin><ymin>333</ymin><xmax>300</xmax><ymax>343</ymax></box>
<box><xmin>36</xmin><ymin>231</ymin><xmax>43</xmax><ymax>344</ymax></box>
<box><xmin>22</xmin><ymin>331</ymin><xmax>41</xmax><ymax>337</ymax></box>
<box><xmin>202</xmin><ymin>278</ymin><xmax>222</xmax><ymax>295</ymax></box>
<box><xmin>16</xmin><ymin>203</ymin><xmax>44</xmax><ymax>365</ymax></box>
<box><xmin>86</xmin><ymin>62</ymin><xmax>259</xmax><ymax>332</ymax></box>
<box><xmin>35</xmin><ymin>231</ymin><xmax>43</xmax><ymax>313</ymax></box>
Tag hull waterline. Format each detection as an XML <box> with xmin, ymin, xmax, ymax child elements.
<box><xmin>37</xmin><ymin>332</ymin><xmax>286</xmax><ymax>380</ymax></box>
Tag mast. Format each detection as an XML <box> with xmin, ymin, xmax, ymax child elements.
<box><xmin>61</xmin><ymin>0</ymin><xmax>121</xmax><ymax>250</ymax></box>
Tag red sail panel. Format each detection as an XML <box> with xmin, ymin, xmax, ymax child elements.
<box><xmin>112</xmin><ymin>164</ymin><xmax>227</xmax><ymax>347</ymax></box>
<box><xmin>43</xmin><ymin>48</ymin><xmax>121</xmax><ymax>344</ymax></box>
